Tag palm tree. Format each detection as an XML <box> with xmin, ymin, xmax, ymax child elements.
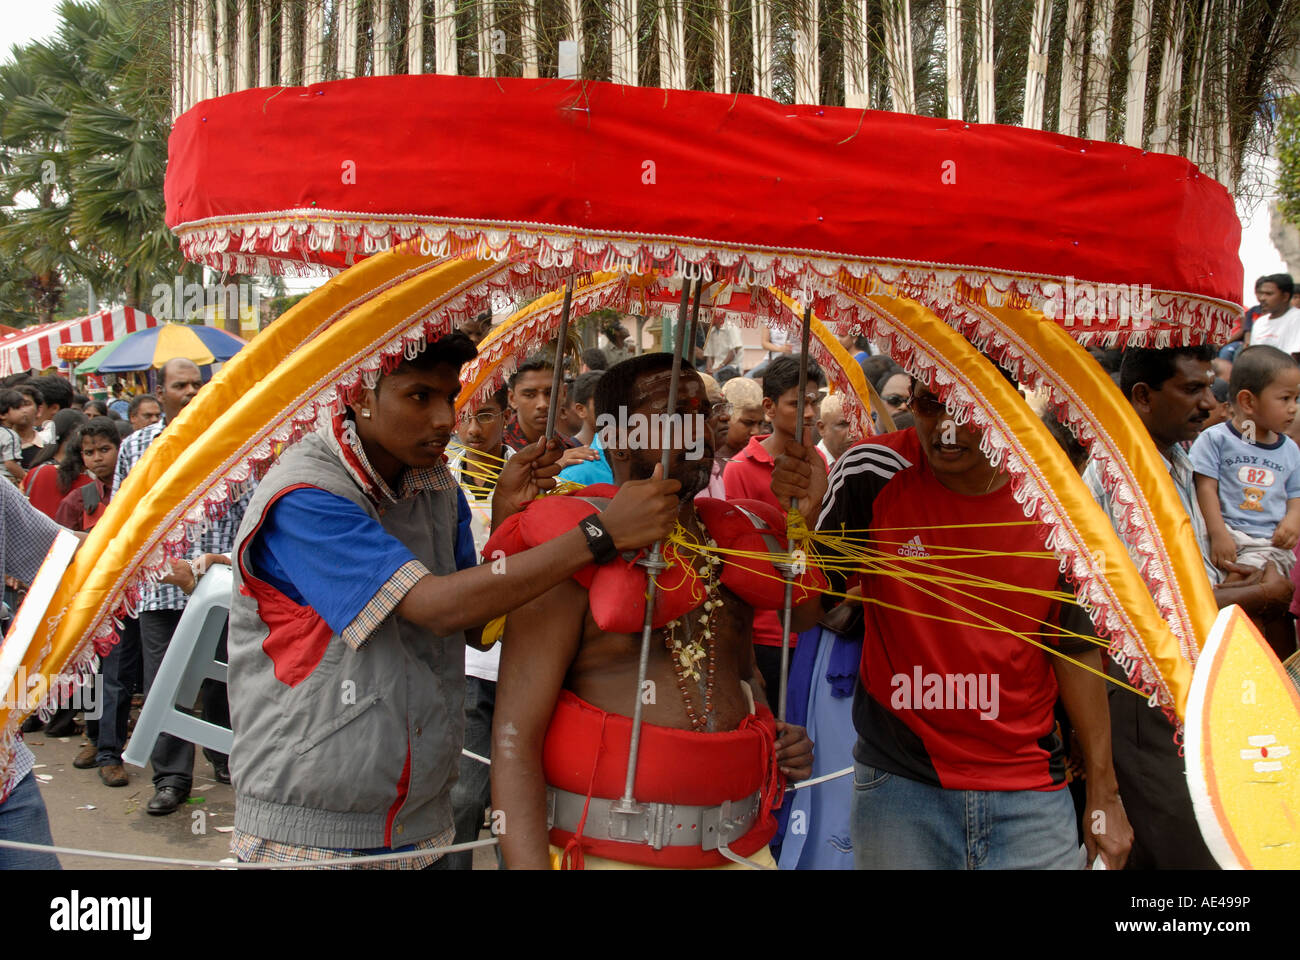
<box><xmin>0</xmin><ymin>0</ymin><xmax>195</xmax><ymax>318</ymax></box>
<box><xmin>66</xmin><ymin>0</ymin><xmax>187</xmax><ymax>307</ymax></box>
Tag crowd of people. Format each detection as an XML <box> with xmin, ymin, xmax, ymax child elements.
<box><xmin>1</xmin><ymin>274</ymin><xmax>1299</xmax><ymax>870</ymax></box>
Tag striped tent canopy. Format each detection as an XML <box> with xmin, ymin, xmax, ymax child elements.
<box><xmin>0</xmin><ymin>307</ymin><xmax>161</xmax><ymax>377</ymax></box>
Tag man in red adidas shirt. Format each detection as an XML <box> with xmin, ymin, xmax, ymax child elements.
<box><xmin>773</xmin><ymin>376</ymin><xmax>1132</xmax><ymax>870</ymax></box>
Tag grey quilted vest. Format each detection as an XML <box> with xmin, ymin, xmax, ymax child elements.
<box><xmin>228</xmin><ymin>432</ymin><xmax>465</xmax><ymax>850</ymax></box>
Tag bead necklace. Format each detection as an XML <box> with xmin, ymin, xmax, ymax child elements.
<box><xmin>663</xmin><ymin>535</ymin><xmax>724</xmax><ymax>731</ymax></box>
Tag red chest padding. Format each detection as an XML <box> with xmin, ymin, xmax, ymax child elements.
<box><xmin>483</xmin><ymin>486</ymin><xmax>827</xmax><ymax>633</ymax></box>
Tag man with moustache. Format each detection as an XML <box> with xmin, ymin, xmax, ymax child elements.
<box><xmin>227</xmin><ymin>335</ymin><xmax>679</xmax><ymax>867</ymax></box>
<box><xmin>490</xmin><ymin>353</ymin><xmax>821</xmax><ymax>869</ymax></box>
<box><xmin>772</xmin><ymin>372</ymin><xmax>1133</xmax><ymax>870</ymax></box>
<box><xmin>1085</xmin><ymin>346</ymin><xmax>1293</xmax><ymax>869</ymax></box>
<box><xmin>1246</xmin><ymin>274</ymin><xmax>1300</xmax><ymax>356</ymax></box>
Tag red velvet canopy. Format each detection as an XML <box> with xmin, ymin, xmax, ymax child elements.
<box><xmin>166</xmin><ymin>73</ymin><xmax>1241</xmax><ymax>341</ymax></box>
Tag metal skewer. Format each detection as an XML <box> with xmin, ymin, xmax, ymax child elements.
<box><xmin>542</xmin><ymin>275</ymin><xmax>577</xmax><ymax>442</ymax></box>
<box><xmin>610</xmin><ymin>277</ymin><xmax>697</xmax><ymax>833</ymax></box>
<box><xmin>776</xmin><ymin>300</ymin><xmax>813</xmax><ymax>724</ymax></box>
<box><xmin>683</xmin><ymin>277</ymin><xmax>703</xmax><ymax>370</ymax></box>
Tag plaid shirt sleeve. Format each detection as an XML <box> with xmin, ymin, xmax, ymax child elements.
<box><xmin>1</xmin><ymin>481</ymin><xmax>61</xmax><ymax>584</ymax></box>
<box><xmin>341</xmin><ymin>558</ymin><xmax>431</xmax><ymax>650</ymax></box>
<box><xmin>231</xmin><ymin>824</ymin><xmax>455</xmax><ymax>869</ymax></box>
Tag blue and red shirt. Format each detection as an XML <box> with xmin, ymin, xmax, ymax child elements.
<box><xmin>246</xmin><ymin>486</ymin><xmax>477</xmax><ymax>636</ymax></box>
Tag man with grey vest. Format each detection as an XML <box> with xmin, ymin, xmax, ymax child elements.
<box><xmin>227</xmin><ymin>332</ymin><xmax>680</xmax><ymax>868</ymax></box>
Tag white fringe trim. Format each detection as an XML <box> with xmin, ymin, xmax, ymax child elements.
<box><xmin>173</xmin><ymin>213</ymin><xmax>1238</xmax><ymax>347</ymax></box>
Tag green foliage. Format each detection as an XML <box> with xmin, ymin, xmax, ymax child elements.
<box><xmin>0</xmin><ymin>0</ymin><xmax>191</xmax><ymax>326</ymax></box>
<box><xmin>1280</xmin><ymin>96</ymin><xmax>1300</xmax><ymax>229</ymax></box>
<box><xmin>269</xmin><ymin>292</ymin><xmax>311</xmax><ymax>320</ymax></box>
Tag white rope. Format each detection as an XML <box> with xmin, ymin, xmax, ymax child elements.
<box><xmin>0</xmin><ymin>835</ymin><xmax>498</xmax><ymax>870</ymax></box>
<box><xmin>785</xmin><ymin>765</ymin><xmax>853</xmax><ymax>792</ymax></box>
<box><xmin>716</xmin><ymin>841</ymin><xmax>777</xmax><ymax>870</ymax></box>
<box><xmin>2</xmin><ymin>765</ymin><xmax>852</xmax><ymax>869</ymax></box>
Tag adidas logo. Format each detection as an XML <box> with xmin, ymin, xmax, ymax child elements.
<box><xmin>897</xmin><ymin>535</ymin><xmax>931</xmax><ymax>558</ymax></box>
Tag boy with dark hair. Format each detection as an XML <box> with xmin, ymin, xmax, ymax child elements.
<box><xmin>4</xmin><ymin>385</ymin><xmax>43</xmax><ymax>468</ymax></box>
<box><xmin>570</xmin><ymin>371</ymin><xmax>603</xmax><ymax>443</ymax></box>
<box><xmin>0</xmin><ymin>390</ymin><xmax>26</xmax><ymax>484</ymax></box>
<box><xmin>503</xmin><ymin>354</ymin><xmax>581</xmax><ymax>451</ymax></box>
<box><xmin>723</xmin><ymin>354</ymin><xmax>827</xmax><ymax>698</ymax></box>
<box><xmin>1191</xmin><ymin>345</ymin><xmax>1300</xmax><ymax>575</ymax></box>
<box><xmin>556</xmin><ymin>371</ymin><xmax>613</xmax><ymax>486</ymax></box>
<box><xmin>54</xmin><ymin>418</ymin><xmax>133</xmax><ymax>783</ymax></box>
<box><xmin>32</xmin><ymin>375</ymin><xmax>73</xmax><ymax>443</ymax></box>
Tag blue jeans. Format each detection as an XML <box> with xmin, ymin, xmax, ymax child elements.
<box><xmin>0</xmin><ymin>772</ymin><xmax>61</xmax><ymax>869</ymax></box>
<box><xmin>446</xmin><ymin>676</ymin><xmax>500</xmax><ymax>870</ymax></box>
<box><xmin>850</xmin><ymin>760</ymin><xmax>1085</xmax><ymax>870</ymax></box>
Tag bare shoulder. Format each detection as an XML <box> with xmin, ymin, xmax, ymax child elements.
<box><xmin>501</xmin><ymin>575</ymin><xmax>588</xmax><ymax>666</ymax></box>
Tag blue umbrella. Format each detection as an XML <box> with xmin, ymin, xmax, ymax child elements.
<box><xmin>95</xmin><ymin>323</ymin><xmax>247</xmax><ymax>372</ymax></box>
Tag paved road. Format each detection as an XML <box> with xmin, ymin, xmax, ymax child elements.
<box><xmin>25</xmin><ymin>730</ymin><xmax>499</xmax><ymax>870</ymax></box>
<box><xmin>25</xmin><ymin>730</ymin><xmax>235</xmax><ymax>870</ymax></box>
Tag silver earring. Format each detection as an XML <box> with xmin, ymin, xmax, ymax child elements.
<box><xmin>361</xmin><ymin>409</ymin><xmax>371</xmax><ymax>419</ymax></box>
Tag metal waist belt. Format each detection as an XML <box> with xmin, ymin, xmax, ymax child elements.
<box><xmin>546</xmin><ymin>786</ymin><xmax>761</xmax><ymax>851</ymax></box>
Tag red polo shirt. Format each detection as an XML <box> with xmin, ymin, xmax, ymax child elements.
<box><xmin>721</xmin><ymin>435</ymin><xmax>808</xmax><ymax>647</ymax></box>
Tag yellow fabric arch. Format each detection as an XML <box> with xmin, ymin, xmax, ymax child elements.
<box><xmin>456</xmin><ymin>271</ymin><xmax>624</xmax><ymax>412</ymax></box>
<box><xmin>979</xmin><ymin>302</ymin><xmax>1219</xmax><ymax>653</ymax></box>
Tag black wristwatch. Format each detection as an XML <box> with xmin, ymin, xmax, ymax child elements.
<box><xmin>580</xmin><ymin>514</ymin><xmax>618</xmax><ymax>564</ymax></box>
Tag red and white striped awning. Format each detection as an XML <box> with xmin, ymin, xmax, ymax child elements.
<box><xmin>0</xmin><ymin>307</ymin><xmax>160</xmax><ymax>377</ymax></box>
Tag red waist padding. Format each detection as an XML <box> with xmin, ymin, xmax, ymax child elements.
<box><xmin>542</xmin><ymin>690</ymin><xmax>784</xmax><ymax>869</ymax></box>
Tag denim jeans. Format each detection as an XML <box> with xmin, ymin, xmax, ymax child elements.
<box><xmin>446</xmin><ymin>676</ymin><xmax>500</xmax><ymax>870</ymax></box>
<box><xmin>96</xmin><ymin>615</ymin><xmax>142</xmax><ymax>766</ymax></box>
<box><xmin>0</xmin><ymin>772</ymin><xmax>61</xmax><ymax>869</ymax></box>
<box><xmin>850</xmin><ymin>759</ymin><xmax>1085</xmax><ymax>870</ymax></box>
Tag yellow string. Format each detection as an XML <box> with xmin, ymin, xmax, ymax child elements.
<box><xmin>446</xmin><ymin>440</ymin><xmax>511</xmax><ymax>467</ymax></box>
<box><xmin>668</xmin><ymin>531</ymin><xmax>1144</xmax><ymax>696</ymax></box>
<box><xmin>487</xmin><ymin>481</ymin><xmax>1149</xmax><ymax>700</ymax></box>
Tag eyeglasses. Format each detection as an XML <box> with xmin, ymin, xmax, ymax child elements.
<box><xmin>457</xmin><ymin>410</ymin><xmax>501</xmax><ymax>426</ymax></box>
<box><xmin>710</xmin><ymin>402</ymin><xmax>733</xmax><ymax>417</ymax></box>
<box><xmin>908</xmin><ymin>392</ymin><xmax>947</xmax><ymax>418</ymax></box>
<box><xmin>881</xmin><ymin>394</ymin><xmax>910</xmax><ymax>408</ymax></box>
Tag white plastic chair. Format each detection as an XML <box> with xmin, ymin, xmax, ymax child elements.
<box><xmin>123</xmin><ymin>564</ymin><xmax>234</xmax><ymax>766</ymax></box>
